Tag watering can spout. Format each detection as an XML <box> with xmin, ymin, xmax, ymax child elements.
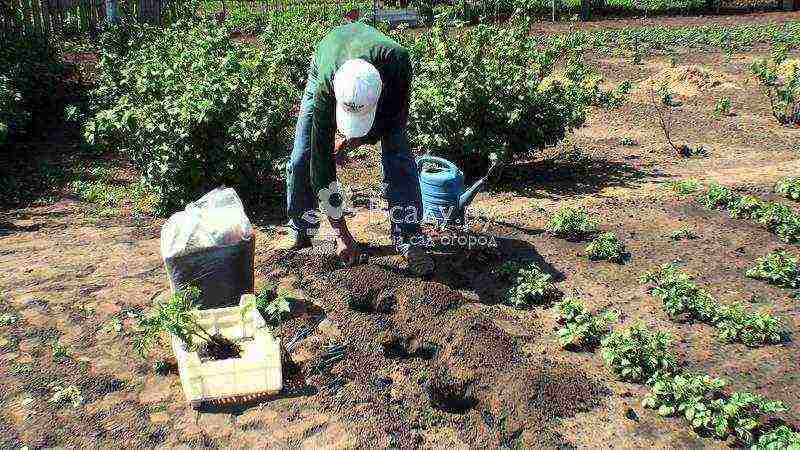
<box><xmin>457</xmin><ymin>157</ymin><xmax>503</xmax><ymax>211</ymax></box>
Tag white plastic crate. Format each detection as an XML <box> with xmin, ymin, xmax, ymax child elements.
<box><xmin>171</xmin><ymin>294</ymin><xmax>282</xmax><ymax>408</ymax></box>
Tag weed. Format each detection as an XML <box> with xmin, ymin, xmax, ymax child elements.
<box><xmin>585</xmin><ymin>232</ymin><xmax>627</xmax><ymax>263</ymax></box>
<box><xmin>546</xmin><ymin>207</ymin><xmax>599</xmax><ymax>241</ymax></box>
<box><xmin>506</xmin><ymin>264</ymin><xmax>561</xmax><ymax>308</ymax></box>
<box><xmin>600</xmin><ymin>324</ymin><xmax>679</xmax><ymax>384</ymax></box>
<box><xmin>775</xmin><ymin>176</ymin><xmax>800</xmax><ymax>201</ymax></box>
<box><xmin>746</xmin><ymin>250</ymin><xmax>799</xmax><ymax>288</ymax></box>
<box><xmin>555</xmin><ymin>297</ymin><xmax>617</xmax><ymax>350</ymax></box>
<box><xmin>643</xmin><ymin>372</ymin><xmax>786</xmax><ymax>445</ymax></box>
<box><xmin>669</xmin><ymin>227</ymin><xmax>699</xmax><ymax>241</ymax></box>
<box><xmin>671</xmin><ymin>179</ymin><xmax>701</xmax><ymax>196</ymax></box>
<box><xmin>713</xmin><ymin>97</ymin><xmax>732</xmax><ymax>117</ymax></box>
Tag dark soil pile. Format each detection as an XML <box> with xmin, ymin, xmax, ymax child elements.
<box><xmin>257</xmin><ymin>246</ymin><xmax>613</xmax><ymax>448</ymax></box>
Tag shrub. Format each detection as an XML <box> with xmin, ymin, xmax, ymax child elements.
<box><xmin>643</xmin><ymin>372</ymin><xmax>787</xmax><ymax>445</ymax></box>
<box><xmin>750</xmin><ymin>49</ymin><xmax>800</xmax><ymax>126</ymax></box>
<box><xmin>746</xmin><ymin>250</ymin><xmax>800</xmax><ymax>289</ymax></box>
<box><xmin>406</xmin><ymin>19</ymin><xmax>599</xmax><ymax>173</ymax></box>
<box><xmin>585</xmin><ymin>232</ymin><xmax>627</xmax><ymax>263</ymax></box>
<box><xmin>775</xmin><ymin>176</ymin><xmax>800</xmax><ymax>201</ymax></box>
<box><xmin>506</xmin><ymin>264</ymin><xmax>561</xmax><ymax>308</ymax></box>
<box><xmin>555</xmin><ymin>297</ymin><xmax>618</xmax><ymax>350</ymax></box>
<box><xmin>86</xmin><ymin>19</ymin><xmax>299</xmax><ymax>215</ymax></box>
<box><xmin>600</xmin><ymin>324</ymin><xmax>679</xmax><ymax>384</ymax></box>
<box><xmin>546</xmin><ymin>207</ymin><xmax>599</xmax><ymax>240</ymax></box>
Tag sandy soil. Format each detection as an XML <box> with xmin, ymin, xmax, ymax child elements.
<box><xmin>1</xmin><ymin>16</ymin><xmax>799</xmax><ymax>450</ymax></box>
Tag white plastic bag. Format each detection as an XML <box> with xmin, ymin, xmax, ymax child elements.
<box><xmin>161</xmin><ymin>187</ymin><xmax>253</xmax><ymax>260</ymax></box>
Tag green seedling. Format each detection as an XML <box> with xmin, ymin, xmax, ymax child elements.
<box><xmin>242</xmin><ymin>283</ymin><xmax>294</xmax><ymax>328</ymax></box>
<box><xmin>585</xmin><ymin>232</ymin><xmax>627</xmax><ymax>263</ymax></box>
<box><xmin>751</xmin><ymin>425</ymin><xmax>800</xmax><ymax>450</ymax></box>
<box><xmin>669</xmin><ymin>227</ymin><xmax>699</xmax><ymax>241</ymax></box>
<box><xmin>600</xmin><ymin>324</ymin><xmax>679</xmax><ymax>384</ymax></box>
<box><xmin>506</xmin><ymin>264</ymin><xmax>561</xmax><ymax>308</ymax></box>
<box><xmin>671</xmin><ymin>179</ymin><xmax>701</xmax><ymax>196</ymax></box>
<box><xmin>555</xmin><ymin>297</ymin><xmax>618</xmax><ymax>350</ymax></box>
<box><xmin>0</xmin><ymin>313</ymin><xmax>18</xmax><ymax>326</ymax></box>
<box><xmin>620</xmin><ymin>137</ymin><xmax>638</xmax><ymax>146</ymax></box>
<box><xmin>546</xmin><ymin>207</ymin><xmax>599</xmax><ymax>241</ymax></box>
<box><xmin>714</xmin><ymin>97</ymin><xmax>732</xmax><ymax>117</ymax></box>
<box><xmin>52</xmin><ymin>342</ymin><xmax>70</xmax><ymax>361</ymax></box>
<box><xmin>746</xmin><ymin>250</ymin><xmax>800</xmax><ymax>288</ymax></box>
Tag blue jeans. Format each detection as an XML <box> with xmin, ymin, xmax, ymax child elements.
<box><xmin>286</xmin><ymin>64</ymin><xmax>422</xmax><ymax>244</ymax></box>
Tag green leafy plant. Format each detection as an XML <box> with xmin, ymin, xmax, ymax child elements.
<box><xmin>643</xmin><ymin>373</ymin><xmax>787</xmax><ymax>445</ymax></box>
<box><xmin>714</xmin><ymin>97</ymin><xmax>732</xmax><ymax>117</ymax></box>
<box><xmin>620</xmin><ymin>137</ymin><xmax>638</xmax><ymax>146</ymax></box>
<box><xmin>670</xmin><ymin>226</ymin><xmax>699</xmax><ymax>241</ymax></box>
<box><xmin>671</xmin><ymin>179</ymin><xmax>701</xmax><ymax>196</ymax></box>
<box><xmin>52</xmin><ymin>342</ymin><xmax>70</xmax><ymax>361</ymax></box>
<box><xmin>86</xmin><ymin>19</ymin><xmax>299</xmax><ymax>215</ymax></box>
<box><xmin>642</xmin><ymin>264</ymin><xmax>784</xmax><ymax>347</ymax></box>
<box><xmin>585</xmin><ymin>232</ymin><xmax>627</xmax><ymax>263</ymax></box>
<box><xmin>546</xmin><ymin>207</ymin><xmax>599</xmax><ymax>240</ymax></box>
<box><xmin>752</xmin><ymin>425</ymin><xmax>800</xmax><ymax>450</ymax></box>
<box><xmin>242</xmin><ymin>283</ymin><xmax>294</xmax><ymax>328</ymax></box>
<box><xmin>506</xmin><ymin>264</ymin><xmax>561</xmax><ymax>308</ymax></box>
<box><xmin>775</xmin><ymin>176</ymin><xmax>800</xmax><ymax>201</ymax></box>
<box><xmin>746</xmin><ymin>250</ymin><xmax>800</xmax><ymax>288</ymax></box>
<box><xmin>750</xmin><ymin>49</ymin><xmax>800</xmax><ymax>126</ymax></box>
<box><xmin>600</xmin><ymin>324</ymin><xmax>679</xmax><ymax>384</ymax></box>
<box><xmin>715</xmin><ymin>303</ymin><xmax>783</xmax><ymax>348</ymax></box>
<box><xmin>555</xmin><ymin>297</ymin><xmax>618</xmax><ymax>350</ymax></box>
<box><xmin>134</xmin><ymin>287</ymin><xmax>240</xmax><ymax>360</ymax></box>
<box><xmin>0</xmin><ymin>313</ymin><xmax>18</xmax><ymax>326</ymax></box>
<box><xmin>701</xmin><ymin>182</ymin><xmax>737</xmax><ymax>209</ymax></box>
<box><xmin>406</xmin><ymin>19</ymin><xmax>604</xmax><ymax>173</ymax></box>
<box><xmin>48</xmin><ymin>384</ymin><xmax>85</xmax><ymax>408</ymax></box>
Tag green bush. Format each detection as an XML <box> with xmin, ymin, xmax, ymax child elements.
<box><xmin>600</xmin><ymin>324</ymin><xmax>679</xmax><ymax>384</ymax></box>
<box><xmin>546</xmin><ymin>206</ymin><xmax>600</xmax><ymax>240</ymax></box>
<box><xmin>86</xmin><ymin>19</ymin><xmax>299</xmax><ymax>215</ymax></box>
<box><xmin>643</xmin><ymin>372</ymin><xmax>787</xmax><ymax>445</ymax></box>
<box><xmin>555</xmin><ymin>297</ymin><xmax>618</xmax><ymax>350</ymax></box>
<box><xmin>775</xmin><ymin>176</ymin><xmax>800</xmax><ymax>201</ymax></box>
<box><xmin>746</xmin><ymin>250</ymin><xmax>799</xmax><ymax>289</ymax></box>
<box><xmin>505</xmin><ymin>263</ymin><xmax>561</xmax><ymax>308</ymax></box>
<box><xmin>406</xmin><ymin>19</ymin><xmax>598</xmax><ymax>173</ymax></box>
<box><xmin>585</xmin><ymin>232</ymin><xmax>627</xmax><ymax>263</ymax></box>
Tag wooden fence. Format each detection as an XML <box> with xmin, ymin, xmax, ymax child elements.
<box><xmin>0</xmin><ymin>0</ymin><xmax>194</xmax><ymax>38</ymax></box>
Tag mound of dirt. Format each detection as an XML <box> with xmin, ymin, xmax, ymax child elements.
<box><xmin>634</xmin><ymin>65</ymin><xmax>738</xmax><ymax>99</ymax></box>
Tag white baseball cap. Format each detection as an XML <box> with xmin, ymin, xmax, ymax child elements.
<box><xmin>333</xmin><ymin>59</ymin><xmax>382</xmax><ymax>139</ymax></box>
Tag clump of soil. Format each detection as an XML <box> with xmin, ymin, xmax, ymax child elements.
<box><xmin>635</xmin><ymin>64</ymin><xmax>737</xmax><ymax>98</ymax></box>
<box><xmin>197</xmin><ymin>333</ymin><xmax>241</xmax><ymax>362</ymax></box>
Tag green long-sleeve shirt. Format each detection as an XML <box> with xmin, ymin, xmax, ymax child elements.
<box><xmin>310</xmin><ymin>22</ymin><xmax>412</xmax><ymax>193</ymax></box>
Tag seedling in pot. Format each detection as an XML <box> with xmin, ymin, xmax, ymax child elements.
<box><xmin>546</xmin><ymin>207</ymin><xmax>599</xmax><ymax>241</ymax></box>
<box><xmin>135</xmin><ymin>287</ymin><xmax>241</xmax><ymax>362</ymax></box>
<box><xmin>746</xmin><ymin>250</ymin><xmax>800</xmax><ymax>289</ymax></box>
<box><xmin>585</xmin><ymin>232</ymin><xmax>628</xmax><ymax>264</ymax></box>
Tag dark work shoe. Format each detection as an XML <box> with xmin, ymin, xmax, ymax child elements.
<box><xmin>277</xmin><ymin>228</ymin><xmax>313</xmax><ymax>251</ymax></box>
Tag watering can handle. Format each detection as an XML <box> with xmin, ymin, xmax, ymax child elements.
<box><xmin>415</xmin><ymin>155</ymin><xmax>460</xmax><ymax>175</ymax></box>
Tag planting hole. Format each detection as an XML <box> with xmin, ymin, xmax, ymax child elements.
<box><xmin>425</xmin><ymin>376</ymin><xmax>477</xmax><ymax>414</ymax></box>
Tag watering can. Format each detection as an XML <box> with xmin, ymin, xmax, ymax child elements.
<box><xmin>416</xmin><ymin>154</ymin><xmax>502</xmax><ymax>227</ymax></box>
